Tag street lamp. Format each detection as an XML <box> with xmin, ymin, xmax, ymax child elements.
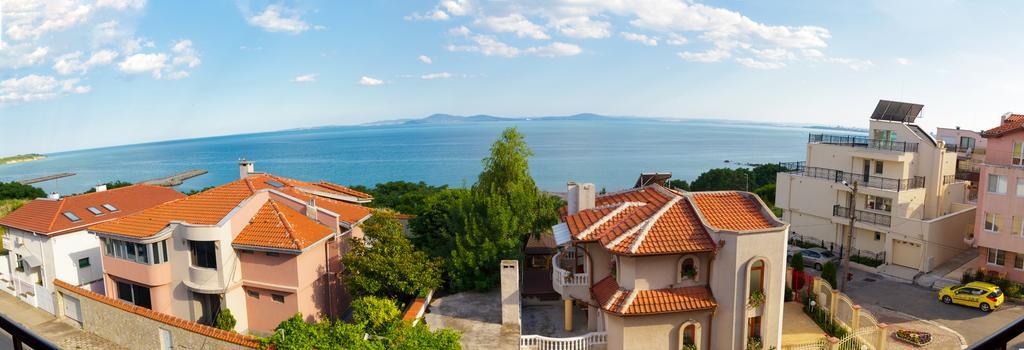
<box><xmin>839</xmin><ymin>180</ymin><xmax>858</xmax><ymax>292</ymax></box>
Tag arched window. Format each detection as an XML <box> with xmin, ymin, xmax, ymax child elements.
<box><xmin>680</xmin><ymin>258</ymin><xmax>697</xmax><ymax>280</ymax></box>
<box><xmin>679</xmin><ymin>321</ymin><xmax>701</xmax><ymax>350</ymax></box>
<box><xmin>749</xmin><ymin>260</ymin><xmax>765</xmax><ymax>295</ymax></box>
<box><xmin>682</xmin><ymin>324</ymin><xmax>696</xmax><ymax>346</ymax></box>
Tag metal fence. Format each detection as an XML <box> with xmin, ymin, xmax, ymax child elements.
<box><xmin>809</xmin><ymin>134</ymin><xmax>920</xmax><ymax>153</ymax></box>
<box><xmin>779</xmin><ymin>162</ymin><xmax>925</xmax><ymax>191</ymax></box>
<box><xmin>785</xmin><ymin>274</ymin><xmax>890</xmax><ymax>350</ymax></box>
<box><xmin>833</xmin><ymin>205</ymin><xmax>892</xmax><ymax>227</ymax></box>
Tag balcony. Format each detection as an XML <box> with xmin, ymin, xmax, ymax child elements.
<box><xmin>809</xmin><ymin>134</ymin><xmax>919</xmax><ymax>152</ymax></box>
<box><xmin>780</xmin><ymin>162</ymin><xmax>925</xmax><ymax>192</ymax></box>
<box><xmin>551</xmin><ymin>252</ymin><xmax>588</xmax><ymax>298</ymax></box>
<box><xmin>956</xmin><ymin>170</ymin><xmax>980</xmax><ymax>183</ymax></box>
<box><xmin>964</xmin><ymin>233</ymin><xmax>976</xmax><ymax>247</ymax></box>
<box><xmin>0</xmin><ymin>313</ymin><xmax>59</xmax><ymax>350</ymax></box>
<box><xmin>833</xmin><ymin>205</ymin><xmax>892</xmax><ymax>227</ymax></box>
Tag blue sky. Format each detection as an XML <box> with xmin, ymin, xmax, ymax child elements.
<box><xmin>2</xmin><ymin>0</ymin><xmax>1023</xmax><ymax>154</ymax></box>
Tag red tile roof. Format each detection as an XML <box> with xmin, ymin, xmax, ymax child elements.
<box><xmin>312</xmin><ymin>181</ymin><xmax>373</xmax><ymax>200</ymax></box>
<box><xmin>690</xmin><ymin>192</ymin><xmax>776</xmax><ymax>231</ymax></box>
<box><xmin>53</xmin><ymin>279</ymin><xmax>261</xmax><ymax>348</ymax></box>
<box><xmin>591</xmin><ymin>276</ymin><xmax>717</xmax><ymax>316</ymax></box>
<box><xmin>982</xmin><ymin>114</ymin><xmax>1024</xmax><ymax>138</ymax></box>
<box><xmin>91</xmin><ymin>174</ymin><xmax>370</xmax><ymax>238</ymax></box>
<box><xmin>233</xmin><ymin>199</ymin><xmax>334</xmax><ymax>252</ymax></box>
<box><xmin>0</xmin><ymin>185</ymin><xmax>184</xmax><ymax>236</ymax></box>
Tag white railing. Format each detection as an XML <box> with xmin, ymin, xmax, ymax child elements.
<box><xmin>521</xmin><ymin>332</ymin><xmax>607</xmax><ymax>350</ymax></box>
<box><xmin>552</xmin><ymin>253</ymin><xmax>588</xmax><ymax>293</ymax></box>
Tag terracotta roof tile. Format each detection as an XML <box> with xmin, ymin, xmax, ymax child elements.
<box><xmin>0</xmin><ymin>185</ymin><xmax>184</xmax><ymax>236</ymax></box>
<box><xmin>590</xmin><ymin>276</ymin><xmax>716</xmax><ymax>316</ymax></box>
<box><xmin>233</xmin><ymin>200</ymin><xmax>334</xmax><ymax>251</ymax></box>
<box><xmin>312</xmin><ymin>181</ymin><xmax>373</xmax><ymax>200</ymax></box>
<box><xmin>689</xmin><ymin>192</ymin><xmax>776</xmax><ymax>231</ymax></box>
<box><xmin>53</xmin><ymin>279</ymin><xmax>261</xmax><ymax>348</ymax></box>
<box><xmin>982</xmin><ymin>114</ymin><xmax>1024</xmax><ymax>138</ymax></box>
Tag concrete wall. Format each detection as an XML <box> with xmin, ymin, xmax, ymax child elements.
<box><xmin>605</xmin><ymin>310</ymin><xmax>712</xmax><ymax>350</ymax></box>
<box><xmin>709</xmin><ymin>227</ymin><xmax>787</xmax><ymax>350</ymax></box>
<box><xmin>51</xmin><ymin>231</ymin><xmax>102</xmax><ymax>287</ymax></box>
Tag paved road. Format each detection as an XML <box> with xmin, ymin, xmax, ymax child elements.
<box><xmin>840</xmin><ymin>268</ymin><xmax>1024</xmax><ymax>347</ymax></box>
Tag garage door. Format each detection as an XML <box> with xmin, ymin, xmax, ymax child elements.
<box><xmin>62</xmin><ymin>294</ymin><xmax>82</xmax><ymax>324</ymax></box>
<box><xmin>891</xmin><ymin>239</ymin><xmax>922</xmax><ymax>269</ymax></box>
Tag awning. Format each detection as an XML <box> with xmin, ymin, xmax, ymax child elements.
<box><xmin>21</xmin><ymin>255</ymin><xmax>41</xmax><ymax>268</ymax></box>
<box><xmin>552</xmin><ymin>223</ymin><xmax>572</xmax><ymax>246</ymax></box>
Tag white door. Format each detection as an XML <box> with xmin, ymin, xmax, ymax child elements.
<box><xmin>62</xmin><ymin>294</ymin><xmax>82</xmax><ymax>324</ymax></box>
<box><xmin>36</xmin><ymin>285</ymin><xmax>55</xmax><ymax>315</ymax></box>
<box><xmin>891</xmin><ymin>239</ymin><xmax>923</xmax><ymax>269</ymax></box>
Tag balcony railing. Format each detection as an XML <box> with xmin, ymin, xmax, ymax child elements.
<box><xmin>833</xmin><ymin>205</ymin><xmax>892</xmax><ymax>227</ymax></box>
<box><xmin>956</xmin><ymin>170</ymin><xmax>980</xmax><ymax>182</ymax></box>
<box><xmin>551</xmin><ymin>252</ymin><xmax>588</xmax><ymax>295</ymax></box>
<box><xmin>0</xmin><ymin>312</ymin><xmax>59</xmax><ymax>350</ymax></box>
<box><xmin>809</xmin><ymin>134</ymin><xmax>919</xmax><ymax>152</ymax></box>
<box><xmin>521</xmin><ymin>332</ymin><xmax>607</xmax><ymax>350</ymax></box>
<box><xmin>943</xmin><ymin>174</ymin><xmax>968</xmax><ymax>185</ymax></box>
<box><xmin>779</xmin><ymin>162</ymin><xmax>925</xmax><ymax>191</ymax></box>
<box><xmin>968</xmin><ymin>314</ymin><xmax>1024</xmax><ymax>349</ymax></box>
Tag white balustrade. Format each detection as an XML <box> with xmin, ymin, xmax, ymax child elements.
<box><xmin>520</xmin><ymin>332</ymin><xmax>607</xmax><ymax>350</ymax></box>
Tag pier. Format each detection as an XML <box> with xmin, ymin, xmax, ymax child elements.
<box><xmin>19</xmin><ymin>173</ymin><xmax>75</xmax><ymax>185</ymax></box>
<box><xmin>142</xmin><ymin>169</ymin><xmax>208</xmax><ymax>187</ymax></box>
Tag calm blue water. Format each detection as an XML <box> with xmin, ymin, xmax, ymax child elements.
<box><xmin>0</xmin><ymin>120</ymin><xmax>849</xmax><ymax>194</ymax></box>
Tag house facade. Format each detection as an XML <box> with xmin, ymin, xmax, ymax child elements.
<box><xmin>775</xmin><ymin>100</ymin><xmax>975</xmax><ymax>273</ymax></box>
<box><xmin>88</xmin><ymin>161</ymin><xmax>373</xmax><ymax>334</ymax></box>
<box><xmin>937</xmin><ymin>126</ymin><xmax>986</xmax><ymax>199</ymax></box>
<box><xmin>973</xmin><ymin>114</ymin><xmax>1024</xmax><ymax>281</ymax></box>
<box><xmin>0</xmin><ymin>184</ymin><xmax>184</xmax><ymax>315</ymax></box>
<box><xmin>550</xmin><ymin>180</ymin><xmax>788</xmax><ymax>350</ymax></box>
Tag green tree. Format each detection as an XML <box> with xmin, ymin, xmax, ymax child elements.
<box><xmin>409</xmin><ymin>188</ymin><xmax>469</xmax><ymax>258</ymax></box>
<box><xmin>184</xmin><ymin>186</ymin><xmax>215</xmax><ymax>195</ymax></box>
<box><xmin>344</xmin><ymin>210</ymin><xmax>442</xmax><ymax>300</ymax></box>
<box><xmin>0</xmin><ymin>182</ymin><xmax>45</xmax><ymax>200</ymax></box>
<box><xmin>352</xmin><ymin>296</ymin><xmax>401</xmax><ymax>335</ymax></box>
<box><xmin>790</xmin><ymin>252</ymin><xmax>805</xmax><ymax>272</ymax></box>
<box><xmin>385</xmin><ymin>323</ymin><xmax>462</xmax><ymax>350</ymax></box>
<box><xmin>666</xmin><ymin>179</ymin><xmax>690</xmax><ymax>191</ymax></box>
<box><xmin>214</xmin><ymin>308</ymin><xmax>236</xmax><ymax>331</ymax></box>
<box><xmin>821</xmin><ymin>261</ymin><xmax>837</xmax><ymax>288</ymax></box>
<box><xmin>262</xmin><ymin>308</ymin><xmax>461</xmax><ymax>350</ymax></box>
<box><xmin>83</xmin><ymin>180</ymin><xmax>133</xmax><ymax>193</ymax></box>
<box><xmin>754</xmin><ymin>183</ymin><xmax>776</xmax><ymax>205</ymax></box>
<box><xmin>750</xmin><ymin>163</ymin><xmax>786</xmax><ymax>188</ymax></box>
<box><xmin>351</xmin><ymin>181</ymin><xmax>447</xmax><ymax>215</ymax></box>
<box><xmin>689</xmin><ymin>168</ymin><xmax>751</xmax><ymax>191</ymax></box>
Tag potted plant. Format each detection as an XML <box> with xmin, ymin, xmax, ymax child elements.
<box><xmin>682</xmin><ymin>266</ymin><xmax>697</xmax><ymax>279</ymax></box>
<box><xmin>748</xmin><ymin>289</ymin><xmax>766</xmax><ymax>308</ymax></box>
<box><xmin>745</xmin><ymin>336</ymin><xmax>763</xmax><ymax>350</ymax></box>
<box><xmin>894</xmin><ymin>329</ymin><xmax>932</xmax><ymax>347</ymax></box>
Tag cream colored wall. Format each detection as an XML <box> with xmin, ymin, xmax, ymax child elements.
<box><xmin>617</xmin><ymin>256</ymin><xmax>637</xmax><ymax>290</ymax></box>
<box><xmin>585</xmin><ymin>242</ymin><xmax>613</xmax><ymax>284</ymax></box>
<box><xmin>627</xmin><ymin>254</ymin><xmax>682</xmax><ymax>290</ymax></box>
<box><xmin>602</xmin><ymin>311</ymin><xmax>712</xmax><ymax>350</ymax></box>
<box><xmin>709</xmin><ymin>228</ymin><xmax>787</xmax><ymax>350</ymax></box>
<box><xmin>922</xmin><ymin>207</ymin><xmax>975</xmax><ymax>271</ymax></box>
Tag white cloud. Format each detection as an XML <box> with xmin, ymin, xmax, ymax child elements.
<box><xmin>118</xmin><ymin>53</ymin><xmax>167</xmax><ymax>78</ymax></box>
<box><xmin>526</xmin><ymin>42</ymin><xmax>582</xmax><ymax>57</ymax></box>
<box><xmin>418</xmin><ymin>55</ymin><xmax>433</xmax><ymax>64</ymax></box>
<box><xmin>665</xmin><ymin>33</ymin><xmax>688</xmax><ymax>46</ymax></box>
<box><xmin>291</xmin><ymin>74</ymin><xmax>318</xmax><ymax>83</ymax></box>
<box><xmin>440</xmin><ymin>0</ymin><xmax>472</xmax><ymax>16</ymax></box>
<box><xmin>677</xmin><ymin>49</ymin><xmax>731</xmax><ymax>63</ymax></box>
<box><xmin>621</xmin><ymin>32</ymin><xmax>658</xmax><ymax>46</ymax></box>
<box><xmin>421</xmin><ymin>72</ymin><xmax>452</xmax><ymax>80</ymax></box>
<box><xmin>53</xmin><ymin>50</ymin><xmax>119</xmax><ymax>75</ymax></box>
<box><xmin>447</xmin><ymin>26</ymin><xmax>579</xmax><ymax>58</ymax></box>
<box><xmin>0</xmin><ymin>75</ymin><xmax>89</xmax><ymax>105</ymax></box>
<box><xmin>825</xmin><ymin>57</ymin><xmax>874</xmax><ymax>71</ymax></box>
<box><xmin>896</xmin><ymin>57</ymin><xmax>911</xmax><ymax>65</ymax></box>
<box><xmin>405</xmin><ymin>0</ymin><xmax>471</xmax><ymax>21</ymax></box>
<box><xmin>736</xmin><ymin>58</ymin><xmax>785</xmax><ymax>70</ymax></box>
<box><xmin>476</xmin><ymin>14</ymin><xmax>549</xmax><ymax>39</ymax></box>
<box><xmin>550</xmin><ymin>16</ymin><xmax>610</xmax><ymax>39</ymax></box>
<box><xmin>95</xmin><ymin>0</ymin><xmax>145</xmax><ymax>10</ymax></box>
<box><xmin>247</xmin><ymin>5</ymin><xmax>311</xmax><ymax>34</ymax></box>
<box><xmin>406</xmin><ymin>10</ymin><xmax>450</xmax><ymax>21</ymax></box>
<box><xmin>359</xmin><ymin>76</ymin><xmax>384</xmax><ymax>86</ymax></box>
<box><xmin>0</xmin><ymin>45</ymin><xmax>50</xmax><ymax>69</ymax></box>
<box><xmin>5</xmin><ymin>1</ymin><xmax>93</xmax><ymax>41</ymax></box>
<box><xmin>171</xmin><ymin>40</ymin><xmax>201</xmax><ymax>68</ymax></box>
<box><xmin>748</xmin><ymin>47</ymin><xmax>794</xmax><ymax>61</ymax></box>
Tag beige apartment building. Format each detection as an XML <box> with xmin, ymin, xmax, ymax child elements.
<box><xmin>550</xmin><ymin>178</ymin><xmax>788</xmax><ymax>350</ymax></box>
<box><xmin>775</xmin><ymin>100</ymin><xmax>975</xmax><ymax>273</ymax></box>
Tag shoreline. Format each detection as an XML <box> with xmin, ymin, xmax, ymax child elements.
<box><xmin>0</xmin><ymin>155</ymin><xmax>46</xmax><ymax>166</ymax></box>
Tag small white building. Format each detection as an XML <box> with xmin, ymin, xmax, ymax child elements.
<box><xmin>0</xmin><ymin>184</ymin><xmax>184</xmax><ymax>314</ymax></box>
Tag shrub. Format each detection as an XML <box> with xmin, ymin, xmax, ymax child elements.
<box><xmin>790</xmin><ymin>252</ymin><xmax>805</xmax><ymax>272</ymax></box>
<box><xmin>352</xmin><ymin>296</ymin><xmax>401</xmax><ymax>335</ymax></box>
<box><xmin>214</xmin><ymin>308</ymin><xmax>236</xmax><ymax>331</ymax></box>
<box><xmin>784</xmin><ymin>286</ymin><xmax>794</xmax><ymax>302</ymax></box>
<box><xmin>850</xmin><ymin>255</ymin><xmax>883</xmax><ymax>268</ymax></box>
<box><xmin>821</xmin><ymin>261</ymin><xmax>837</xmax><ymax>288</ymax></box>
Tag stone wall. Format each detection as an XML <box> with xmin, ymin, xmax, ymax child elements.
<box><xmin>53</xmin><ymin>279</ymin><xmax>260</xmax><ymax>350</ymax></box>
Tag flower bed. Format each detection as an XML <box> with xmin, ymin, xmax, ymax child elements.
<box><xmin>894</xmin><ymin>329</ymin><xmax>932</xmax><ymax>347</ymax></box>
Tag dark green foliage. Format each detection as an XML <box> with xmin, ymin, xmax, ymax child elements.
<box><xmin>962</xmin><ymin>269</ymin><xmax>1024</xmax><ymax>298</ymax></box>
<box><xmin>351</xmin><ymin>181</ymin><xmax>447</xmax><ymax>215</ymax></box>
<box><xmin>750</xmin><ymin>163</ymin><xmax>786</xmax><ymax>188</ymax></box>
<box><xmin>802</xmin><ymin>290</ymin><xmax>848</xmax><ymax>339</ymax></box>
<box><xmin>184</xmin><ymin>186</ymin><xmax>215</xmax><ymax>195</ymax></box>
<box><xmin>83</xmin><ymin>180</ymin><xmax>133</xmax><ymax>193</ymax></box>
<box><xmin>0</xmin><ymin>182</ymin><xmax>45</xmax><ymax>200</ymax></box>
<box><xmin>849</xmin><ymin>255</ymin><xmax>883</xmax><ymax>268</ymax></box>
<box><xmin>352</xmin><ymin>296</ymin><xmax>401</xmax><ymax>335</ymax></box>
<box><xmin>666</xmin><ymin>179</ymin><xmax>690</xmax><ymax>191</ymax></box>
<box><xmin>790</xmin><ymin>252</ymin><xmax>805</xmax><ymax>272</ymax></box>
<box><xmin>214</xmin><ymin>308</ymin><xmax>236</xmax><ymax>331</ymax></box>
<box><xmin>343</xmin><ymin>210</ymin><xmax>442</xmax><ymax>301</ymax></box>
<box><xmin>821</xmin><ymin>261</ymin><xmax>837</xmax><ymax>288</ymax></box>
<box><xmin>409</xmin><ymin>189</ymin><xmax>470</xmax><ymax>258</ymax></box>
<box><xmin>262</xmin><ymin>302</ymin><xmax>462</xmax><ymax>350</ymax></box>
<box><xmin>690</xmin><ymin>168</ymin><xmax>751</xmax><ymax>191</ymax></box>
<box><xmin>754</xmin><ymin>184</ymin><xmax>776</xmax><ymax>205</ymax></box>
<box><xmin>784</xmin><ymin>286</ymin><xmax>793</xmax><ymax>302</ymax></box>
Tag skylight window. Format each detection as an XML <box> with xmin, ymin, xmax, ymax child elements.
<box><xmin>265</xmin><ymin>180</ymin><xmax>285</xmax><ymax>188</ymax></box>
<box><xmin>63</xmin><ymin>212</ymin><xmax>81</xmax><ymax>222</ymax></box>
<box><xmin>87</xmin><ymin>207</ymin><xmax>103</xmax><ymax>215</ymax></box>
<box><xmin>102</xmin><ymin>204</ymin><xmax>118</xmax><ymax>212</ymax></box>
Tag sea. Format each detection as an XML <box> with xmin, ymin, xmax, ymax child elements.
<box><xmin>0</xmin><ymin>119</ymin><xmax>858</xmax><ymax>195</ymax></box>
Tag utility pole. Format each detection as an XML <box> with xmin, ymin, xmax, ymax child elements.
<box><xmin>840</xmin><ymin>181</ymin><xmax>858</xmax><ymax>292</ymax></box>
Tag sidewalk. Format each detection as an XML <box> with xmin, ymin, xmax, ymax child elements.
<box><xmin>0</xmin><ymin>292</ymin><xmax>124</xmax><ymax>350</ymax></box>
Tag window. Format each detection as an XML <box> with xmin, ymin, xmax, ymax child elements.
<box><xmin>265</xmin><ymin>180</ymin><xmax>285</xmax><ymax>188</ymax></box>
<box><xmin>749</xmin><ymin>260</ymin><xmax>765</xmax><ymax>296</ymax></box>
<box><xmin>874</xmin><ymin>232</ymin><xmax>881</xmax><ymax>241</ymax></box>
<box><xmin>272</xmin><ymin>294</ymin><xmax>285</xmax><ymax>303</ymax></box>
<box><xmin>874</xmin><ymin>161</ymin><xmax>884</xmax><ymax>174</ymax></box>
<box><xmin>1018</xmin><ymin>178</ymin><xmax>1024</xmax><ymax>197</ymax></box>
<box><xmin>865</xmin><ymin>195</ymin><xmax>892</xmax><ymax>212</ymax></box>
<box><xmin>266</xmin><ymin>252</ymin><xmax>280</xmax><ymax>257</ymax></box>
<box><xmin>1015</xmin><ymin>217</ymin><xmax>1023</xmax><ymax>236</ymax></box>
<box><xmin>15</xmin><ymin>254</ymin><xmax>24</xmax><ymax>272</ymax></box>
<box><xmin>682</xmin><ymin>324</ymin><xmax>697</xmax><ymax>347</ymax></box>
<box><xmin>1016</xmin><ymin>254</ymin><xmax>1024</xmax><ymax>270</ymax></box>
<box><xmin>63</xmin><ymin>212</ymin><xmax>81</xmax><ymax>222</ymax></box>
<box><xmin>246</xmin><ymin>290</ymin><xmax>259</xmax><ymax>299</ymax></box>
<box><xmin>679</xmin><ymin>257</ymin><xmax>697</xmax><ymax>280</ymax></box>
<box><xmin>189</xmin><ymin>240</ymin><xmax>217</xmax><ymax>269</ymax></box>
<box><xmin>985</xmin><ymin>212</ymin><xmax>1000</xmax><ymax>232</ymax></box>
<box><xmin>102</xmin><ymin>204</ymin><xmax>118</xmax><ymax>212</ymax></box>
<box><xmin>1014</xmin><ymin>142</ymin><xmax>1024</xmax><ymax>166</ymax></box>
<box><xmin>988</xmin><ymin>248</ymin><xmax>1006</xmax><ymax>266</ymax></box>
<box><xmin>87</xmin><ymin>207</ymin><xmax>103</xmax><ymax>215</ymax></box>
<box><xmin>116</xmin><ymin>281</ymin><xmax>152</xmax><ymax>309</ymax></box>
<box><xmin>151</xmin><ymin>240</ymin><xmax>169</xmax><ymax>264</ymax></box>
<box><xmin>989</xmin><ymin>174</ymin><xmax>1008</xmax><ymax>194</ymax></box>
<box><xmin>528</xmin><ymin>256</ymin><xmax>548</xmax><ymax>269</ymax></box>
<box><xmin>747</xmin><ymin>316</ymin><xmax>762</xmax><ymax>339</ymax></box>
<box><xmin>107</xmin><ymin>238</ymin><xmax>166</xmax><ymax>264</ymax></box>
<box><xmin>78</xmin><ymin>258</ymin><xmax>90</xmax><ymax>268</ymax></box>
<box><xmin>960</xmin><ymin>136</ymin><xmax>976</xmax><ymax>150</ymax></box>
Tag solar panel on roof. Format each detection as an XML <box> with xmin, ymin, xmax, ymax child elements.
<box><xmin>102</xmin><ymin>204</ymin><xmax>118</xmax><ymax>212</ymax></box>
<box><xmin>63</xmin><ymin>212</ymin><xmax>81</xmax><ymax>222</ymax></box>
<box><xmin>870</xmin><ymin>100</ymin><xmax>924</xmax><ymax>123</ymax></box>
<box><xmin>87</xmin><ymin>207</ymin><xmax>103</xmax><ymax>215</ymax></box>
<box><xmin>266</xmin><ymin>180</ymin><xmax>285</xmax><ymax>188</ymax></box>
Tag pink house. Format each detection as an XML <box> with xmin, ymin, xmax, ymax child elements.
<box><xmin>974</xmin><ymin>114</ymin><xmax>1024</xmax><ymax>281</ymax></box>
<box><xmin>88</xmin><ymin>161</ymin><xmax>373</xmax><ymax>334</ymax></box>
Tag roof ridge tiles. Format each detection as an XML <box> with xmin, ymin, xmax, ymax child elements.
<box><xmin>627</xmin><ymin>195</ymin><xmax>682</xmax><ymax>254</ymax></box>
<box><xmin>619</xmin><ymin>288</ymin><xmax>640</xmax><ymax>313</ymax></box>
<box><xmin>575</xmin><ymin>201</ymin><xmax>647</xmax><ymax>240</ymax></box>
<box><xmin>268</xmin><ymin>200</ymin><xmax>303</xmax><ymax>249</ymax></box>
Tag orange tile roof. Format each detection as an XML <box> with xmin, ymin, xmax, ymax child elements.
<box><xmin>982</xmin><ymin>114</ymin><xmax>1024</xmax><ymax>138</ymax></box>
<box><xmin>0</xmin><ymin>185</ymin><xmax>184</xmax><ymax>236</ymax></box>
<box><xmin>313</xmin><ymin>181</ymin><xmax>373</xmax><ymax>200</ymax></box>
<box><xmin>591</xmin><ymin>276</ymin><xmax>717</xmax><ymax>316</ymax></box>
<box><xmin>233</xmin><ymin>200</ymin><xmax>334</xmax><ymax>252</ymax></box>
<box><xmin>690</xmin><ymin>192</ymin><xmax>776</xmax><ymax>231</ymax></box>
<box><xmin>53</xmin><ymin>279</ymin><xmax>261</xmax><ymax>348</ymax></box>
<box><xmin>91</xmin><ymin>174</ymin><xmax>371</xmax><ymax>238</ymax></box>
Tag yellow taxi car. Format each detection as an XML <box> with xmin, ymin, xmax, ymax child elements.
<box><xmin>938</xmin><ymin>281</ymin><xmax>1004</xmax><ymax>312</ymax></box>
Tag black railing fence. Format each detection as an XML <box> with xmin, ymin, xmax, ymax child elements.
<box><xmin>833</xmin><ymin>205</ymin><xmax>892</xmax><ymax>227</ymax></box>
<box><xmin>779</xmin><ymin>162</ymin><xmax>925</xmax><ymax>192</ymax></box>
<box><xmin>809</xmin><ymin>134</ymin><xmax>920</xmax><ymax>152</ymax></box>
<box><xmin>967</xmin><ymin>314</ymin><xmax>1024</xmax><ymax>349</ymax></box>
<box><xmin>0</xmin><ymin>312</ymin><xmax>59</xmax><ymax>350</ymax></box>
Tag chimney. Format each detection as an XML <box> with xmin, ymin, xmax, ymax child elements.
<box><xmin>94</xmin><ymin>184</ymin><xmax>107</xmax><ymax>192</ymax></box>
<box><xmin>305</xmin><ymin>198</ymin><xmax>318</xmax><ymax>220</ymax></box>
<box><xmin>567</xmin><ymin>182</ymin><xmax>596</xmax><ymax>215</ymax></box>
<box><xmin>48</xmin><ymin>192</ymin><xmax>60</xmax><ymax>200</ymax></box>
<box><xmin>239</xmin><ymin>159</ymin><xmax>255</xmax><ymax>179</ymax></box>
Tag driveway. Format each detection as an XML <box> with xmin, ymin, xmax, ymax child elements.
<box><xmin>840</xmin><ymin>267</ymin><xmax>1024</xmax><ymax>347</ymax></box>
